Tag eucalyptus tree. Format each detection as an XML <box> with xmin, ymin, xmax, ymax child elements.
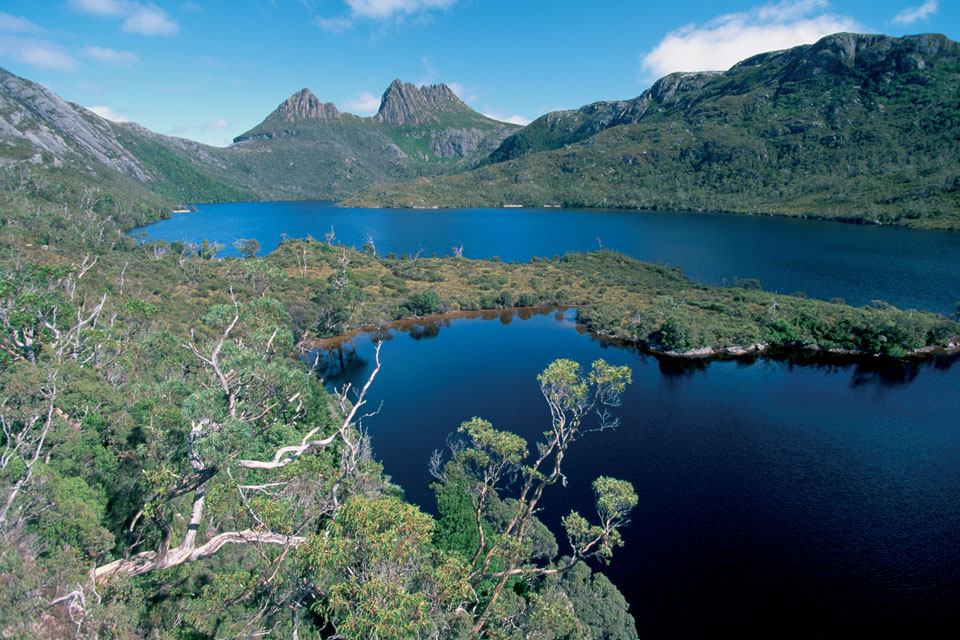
<box><xmin>94</xmin><ymin>293</ymin><xmax>386</xmax><ymax>583</ymax></box>
<box><xmin>430</xmin><ymin>358</ymin><xmax>637</xmax><ymax>637</ymax></box>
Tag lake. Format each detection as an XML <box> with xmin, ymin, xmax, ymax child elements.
<box><xmin>315</xmin><ymin>309</ymin><xmax>960</xmax><ymax>639</ymax></box>
<box><xmin>132</xmin><ymin>201</ymin><xmax>960</xmax><ymax>315</ymax></box>
<box><xmin>135</xmin><ymin>201</ymin><xmax>960</xmax><ymax>636</ymax></box>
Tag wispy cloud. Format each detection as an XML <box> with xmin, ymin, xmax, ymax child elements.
<box><xmin>640</xmin><ymin>0</ymin><xmax>859</xmax><ymax>80</ymax></box>
<box><xmin>447</xmin><ymin>81</ymin><xmax>477</xmax><ymax>104</ymax></box>
<box><xmin>315</xmin><ymin>0</ymin><xmax>457</xmax><ymax>32</ymax></box>
<box><xmin>69</xmin><ymin>0</ymin><xmax>179</xmax><ymax>36</ymax></box>
<box><xmin>88</xmin><ymin>105</ymin><xmax>130</xmax><ymax>122</ymax></box>
<box><xmin>122</xmin><ymin>4</ymin><xmax>178</xmax><ymax>35</ymax></box>
<box><xmin>892</xmin><ymin>0</ymin><xmax>938</xmax><ymax>25</ymax></box>
<box><xmin>203</xmin><ymin>119</ymin><xmax>232</xmax><ymax>131</ymax></box>
<box><xmin>0</xmin><ymin>35</ymin><xmax>78</xmax><ymax>70</ymax></box>
<box><xmin>482</xmin><ymin>112</ymin><xmax>531</xmax><ymax>126</ymax></box>
<box><xmin>0</xmin><ymin>12</ymin><xmax>42</xmax><ymax>33</ymax></box>
<box><xmin>81</xmin><ymin>45</ymin><xmax>139</xmax><ymax>67</ymax></box>
<box><xmin>315</xmin><ymin>16</ymin><xmax>353</xmax><ymax>33</ymax></box>
<box><xmin>346</xmin><ymin>0</ymin><xmax>456</xmax><ymax>20</ymax></box>
<box><xmin>69</xmin><ymin>0</ymin><xmax>128</xmax><ymax>17</ymax></box>
<box><xmin>419</xmin><ymin>55</ymin><xmax>438</xmax><ymax>85</ymax></box>
<box><xmin>344</xmin><ymin>91</ymin><xmax>382</xmax><ymax>115</ymax></box>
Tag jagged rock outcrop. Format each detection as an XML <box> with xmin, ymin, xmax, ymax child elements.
<box><xmin>226</xmin><ymin>79</ymin><xmax>520</xmax><ymax>199</ymax></box>
<box><xmin>374</xmin><ymin>79</ymin><xmax>470</xmax><ymax>126</ymax></box>
<box><xmin>270</xmin><ymin>88</ymin><xmax>342</xmax><ymax>122</ymax></box>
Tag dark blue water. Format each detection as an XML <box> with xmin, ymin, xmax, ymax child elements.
<box><xmin>132</xmin><ymin>201</ymin><xmax>960</xmax><ymax>315</ymax></box>
<box><xmin>317</xmin><ymin>309</ymin><xmax>960</xmax><ymax>639</ymax></box>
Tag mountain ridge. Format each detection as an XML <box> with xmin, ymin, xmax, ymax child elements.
<box><xmin>227</xmin><ymin>78</ymin><xmax>520</xmax><ymax>199</ymax></box>
<box><xmin>347</xmin><ymin>32</ymin><xmax>960</xmax><ymax>229</ymax></box>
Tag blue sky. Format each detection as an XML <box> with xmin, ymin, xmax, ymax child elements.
<box><xmin>0</xmin><ymin>0</ymin><xmax>956</xmax><ymax>146</ymax></box>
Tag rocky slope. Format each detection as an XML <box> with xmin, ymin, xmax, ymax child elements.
<box><xmin>229</xmin><ymin>79</ymin><xmax>520</xmax><ymax>200</ymax></box>
<box><xmin>0</xmin><ymin>69</ymin><xmax>520</xmax><ymax>207</ymax></box>
<box><xmin>348</xmin><ymin>33</ymin><xmax>960</xmax><ymax>229</ymax></box>
<box><xmin>0</xmin><ymin>66</ymin><xmax>254</xmax><ymax>207</ymax></box>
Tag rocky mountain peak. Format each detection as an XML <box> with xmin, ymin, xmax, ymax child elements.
<box><xmin>271</xmin><ymin>88</ymin><xmax>341</xmax><ymax>122</ymax></box>
<box><xmin>782</xmin><ymin>32</ymin><xmax>960</xmax><ymax>82</ymax></box>
<box><xmin>374</xmin><ymin>79</ymin><xmax>469</xmax><ymax>125</ymax></box>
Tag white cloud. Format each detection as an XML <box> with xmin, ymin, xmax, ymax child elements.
<box><xmin>0</xmin><ymin>35</ymin><xmax>78</xmax><ymax>70</ymax></box>
<box><xmin>315</xmin><ymin>0</ymin><xmax>455</xmax><ymax>30</ymax></box>
<box><xmin>345</xmin><ymin>0</ymin><xmax>456</xmax><ymax>19</ymax></box>
<box><xmin>203</xmin><ymin>119</ymin><xmax>231</xmax><ymax>131</ymax></box>
<box><xmin>483</xmin><ymin>112</ymin><xmax>531</xmax><ymax>126</ymax></box>
<box><xmin>446</xmin><ymin>81</ymin><xmax>477</xmax><ymax>104</ymax></box>
<box><xmin>419</xmin><ymin>55</ymin><xmax>438</xmax><ymax>84</ymax></box>
<box><xmin>69</xmin><ymin>0</ymin><xmax>127</xmax><ymax>16</ymax></box>
<box><xmin>344</xmin><ymin>91</ymin><xmax>382</xmax><ymax>115</ymax></box>
<box><xmin>0</xmin><ymin>12</ymin><xmax>42</xmax><ymax>33</ymax></box>
<box><xmin>88</xmin><ymin>105</ymin><xmax>130</xmax><ymax>122</ymax></box>
<box><xmin>70</xmin><ymin>0</ymin><xmax>179</xmax><ymax>36</ymax></box>
<box><xmin>81</xmin><ymin>45</ymin><xmax>139</xmax><ymax>66</ymax></box>
<box><xmin>315</xmin><ymin>16</ymin><xmax>353</xmax><ymax>32</ymax></box>
<box><xmin>640</xmin><ymin>0</ymin><xmax>860</xmax><ymax>79</ymax></box>
<box><xmin>122</xmin><ymin>4</ymin><xmax>179</xmax><ymax>35</ymax></box>
<box><xmin>892</xmin><ymin>0</ymin><xmax>938</xmax><ymax>25</ymax></box>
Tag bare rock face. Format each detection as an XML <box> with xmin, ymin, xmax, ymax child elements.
<box><xmin>373</xmin><ymin>79</ymin><xmax>469</xmax><ymax>126</ymax></box>
<box><xmin>271</xmin><ymin>89</ymin><xmax>341</xmax><ymax>122</ymax></box>
<box><xmin>783</xmin><ymin>32</ymin><xmax>960</xmax><ymax>82</ymax></box>
<box><xmin>0</xmin><ymin>67</ymin><xmax>151</xmax><ymax>181</ymax></box>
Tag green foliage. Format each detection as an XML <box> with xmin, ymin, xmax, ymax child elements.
<box><xmin>403</xmin><ymin>288</ymin><xmax>443</xmax><ymax>316</ymax></box>
<box><xmin>554</xmin><ymin>562</ymin><xmax>638</xmax><ymax>640</ymax></box>
<box><xmin>233</xmin><ymin>237</ymin><xmax>261</xmax><ymax>258</ymax></box>
<box><xmin>348</xmin><ymin>35</ymin><xmax>960</xmax><ymax>229</ymax></box>
<box><xmin>298</xmin><ymin>495</ymin><xmax>471</xmax><ymax>640</ymax></box>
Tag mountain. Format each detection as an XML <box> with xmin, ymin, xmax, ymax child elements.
<box><xmin>228</xmin><ymin>79</ymin><xmax>520</xmax><ymax>200</ymax></box>
<box><xmin>347</xmin><ymin>33</ymin><xmax>960</xmax><ymax>229</ymax></box>
<box><xmin>0</xmin><ymin>66</ymin><xmax>255</xmax><ymax>217</ymax></box>
<box><xmin>0</xmin><ymin>70</ymin><xmax>520</xmax><ymax>212</ymax></box>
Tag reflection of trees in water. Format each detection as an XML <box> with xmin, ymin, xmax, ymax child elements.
<box><xmin>408</xmin><ymin>323</ymin><xmax>441</xmax><ymax>341</ymax></box>
<box><xmin>305</xmin><ymin>340</ymin><xmax>368</xmax><ymax>383</ymax></box>
<box><xmin>849</xmin><ymin>362</ymin><xmax>920</xmax><ymax>387</ymax></box>
<box><xmin>655</xmin><ymin>355</ymin><xmax>708</xmax><ymax>378</ymax></box>
<box><xmin>758</xmin><ymin>350</ymin><xmax>956</xmax><ymax>388</ymax></box>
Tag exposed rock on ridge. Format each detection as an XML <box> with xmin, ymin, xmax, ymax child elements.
<box><xmin>0</xmin><ymin>67</ymin><xmax>151</xmax><ymax>180</ymax></box>
<box><xmin>486</xmin><ymin>32</ymin><xmax>959</xmax><ymax>165</ymax></box>
<box><xmin>270</xmin><ymin>88</ymin><xmax>341</xmax><ymax>122</ymax></box>
<box><xmin>374</xmin><ymin>79</ymin><xmax>470</xmax><ymax>126</ymax></box>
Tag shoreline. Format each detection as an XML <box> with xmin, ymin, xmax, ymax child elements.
<box><xmin>335</xmin><ymin>200</ymin><xmax>960</xmax><ymax>232</ymax></box>
<box><xmin>310</xmin><ymin>306</ymin><xmax>960</xmax><ymax>364</ymax></box>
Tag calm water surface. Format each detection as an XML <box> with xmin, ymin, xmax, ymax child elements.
<box><xmin>315</xmin><ymin>310</ymin><xmax>960</xmax><ymax>639</ymax></box>
<box><xmin>132</xmin><ymin>201</ymin><xmax>960</xmax><ymax>315</ymax></box>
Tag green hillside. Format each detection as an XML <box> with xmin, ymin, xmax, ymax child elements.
<box><xmin>347</xmin><ymin>33</ymin><xmax>960</xmax><ymax>229</ymax></box>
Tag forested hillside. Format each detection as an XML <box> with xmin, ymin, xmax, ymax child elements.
<box><xmin>348</xmin><ymin>33</ymin><xmax>960</xmax><ymax>229</ymax></box>
<box><xmin>3</xmin><ymin>154</ymin><xmax>957</xmax><ymax>638</ymax></box>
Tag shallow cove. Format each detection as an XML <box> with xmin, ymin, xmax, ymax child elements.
<box><xmin>314</xmin><ymin>308</ymin><xmax>960</xmax><ymax>639</ymax></box>
<box><xmin>131</xmin><ymin>201</ymin><xmax>960</xmax><ymax>315</ymax></box>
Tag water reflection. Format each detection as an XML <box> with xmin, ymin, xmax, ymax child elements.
<box><xmin>311</xmin><ymin>307</ymin><xmax>565</xmax><ymax>381</ymax></box>
<box><xmin>306</xmin><ymin>307</ymin><xmax>960</xmax><ymax>639</ymax></box>
<box><xmin>133</xmin><ymin>201</ymin><xmax>960</xmax><ymax>315</ymax></box>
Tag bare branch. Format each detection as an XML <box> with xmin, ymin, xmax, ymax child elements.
<box><xmin>238</xmin><ymin>342</ymin><xmax>383</xmax><ymax>470</ymax></box>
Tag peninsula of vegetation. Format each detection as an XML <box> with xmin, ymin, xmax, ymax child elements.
<box><xmin>2</xmin><ymin>23</ymin><xmax>959</xmax><ymax>640</ymax></box>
